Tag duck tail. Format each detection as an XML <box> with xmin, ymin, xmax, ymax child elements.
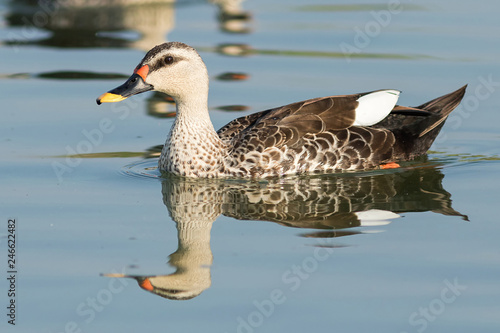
<box><xmin>388</xmin><ymin>85</ymin><xmax>467</xmax><ymax>161</ymax></box>
<box><xmin>415</xmin><ymin>84</ymin><xmax>467</xmax><ymax>138</ymax></box>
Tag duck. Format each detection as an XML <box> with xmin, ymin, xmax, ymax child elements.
<box><xmin>97</xmin><ymin>42</ymin><xmax>466</xmax><ymax>178</ymax></box>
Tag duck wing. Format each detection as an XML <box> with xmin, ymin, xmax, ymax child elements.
<box><xmin>218</xmin><ymin>96</ymin><xmax>356</xmax><ymax>151</ymax></box>
<box><xmin>218</xmin><ymin>90</ymin><xmax>400</xmax><ymax>149</ymax></box>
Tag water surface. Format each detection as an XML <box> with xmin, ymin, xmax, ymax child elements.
<box><xmin>1</xmin><ymin>0</ymin><xmax>500</xmax><ymax>332</ymax></box>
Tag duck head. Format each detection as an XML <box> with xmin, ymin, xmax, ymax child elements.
<box><xmin>97</xmin><ymin>42</ymin><xmax>209</xmax><ymax>106</ymax></box>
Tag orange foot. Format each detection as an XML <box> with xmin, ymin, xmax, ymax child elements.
<box><xmin>380</xmin><ymin>162</ymin><xmax>400</xmax><ymax>169</ymax></box>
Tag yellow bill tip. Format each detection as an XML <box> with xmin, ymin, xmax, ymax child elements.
<box><xmin>96</xmin><ymin>92</ymin><xmax>127</xmax><ymax>105</ymax></box>
<box><xmin>101</xmin><ymin>273</ymin><xmax>127</xmax><ymax>278</ymax></box>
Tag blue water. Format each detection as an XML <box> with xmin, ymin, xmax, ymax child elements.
<box><xmin>1</xmin><ymin>0</ymin><xmax>500</xmax><ymax>332</ymax></box>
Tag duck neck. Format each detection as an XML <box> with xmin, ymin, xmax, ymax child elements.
<box><xmin>160</xmin><ymin>96</ymin><xmax>228</xmax><ymax>177</ymax></box>
<box><xmin>175</xmin><ymin>95</ymin><xmax>214</xmax><ymax>130</ymax></box>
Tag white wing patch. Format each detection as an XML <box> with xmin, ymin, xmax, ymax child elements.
<box><xmin>355</xmin><ymin>209</ymin><xmax>401</xmax><ymax>226</ymax></box>
<box><xmin>353</xmin><ymin>90</ymin><xmax>400</xmax><ymax>126</ymax></box>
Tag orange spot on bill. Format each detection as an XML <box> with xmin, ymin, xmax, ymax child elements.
<box><xmin>134</xmin><ymin>64</ymin><xmax>149</xmax><ymax>81</ymax></box>
<box><xmin>380</xmin><ymin>162</ymin><xmax>400</xmax><ymax>169</ymax></box>
<box><xmin>139</xmin><ymin>278</ymin><xmax>154</xmax><ymax>291</ymax></box>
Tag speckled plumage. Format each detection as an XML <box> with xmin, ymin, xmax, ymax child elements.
<box><xmin>160</xmin><ymin>116</ymin><xmax>228</xmax><ymax>177</ymax></box>
<box><xmin>97</xmin><ymin>42</ymin><xmax>467</xmax><ymax>178</ymax></box>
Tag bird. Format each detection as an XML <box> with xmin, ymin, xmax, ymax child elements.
<box><xmin>96</xmin><ymin>42</ymin><xmax>466</xmax><ymax>178</ymax></box>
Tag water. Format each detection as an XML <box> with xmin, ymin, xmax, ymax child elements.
<box><xmin>1</xmin><ymin>0</ymin><xmax>500</xmax><ymax>332</ymax></box>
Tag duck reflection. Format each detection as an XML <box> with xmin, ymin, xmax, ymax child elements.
<box><xmin>210</xmin><ymin>0</ymin><xmax>252</xmax><ymax>33</ymax></box>
<box><xmin>6</xmin><ymin>0</ymin><xmax>176</xmax><ymax>49</ymax></box>
<box><xmin>5</xmin><ymin>0</ymin><xmax>251</xmax><ymax>48</ymax></box>
<box><xmin>107</xmin><ymin>217</ymin><xmax>213</xmax><ymax>300</ymax></box>
<box><xmin>105</xmin><ymin>166</ymin><xmax>466</xmax><ymax>300</ymax></box>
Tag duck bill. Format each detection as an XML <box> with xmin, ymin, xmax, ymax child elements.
<box><xmin>96</xmin><ymin>73</ymin><xmax>153</xmax><ymax>105</ymax></box>
<box><xmin>102</xmin><ymin>273</ymin><xmax>154</xmax><ymax>291</ymax></box>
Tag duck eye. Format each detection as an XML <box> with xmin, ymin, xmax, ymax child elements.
<box><xmin>164</xmin><ymin>56</ymin><xmax>174</xmax><ymax>65</ymax></box>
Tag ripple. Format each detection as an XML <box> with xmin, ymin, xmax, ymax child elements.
<box><xmin>425</xmin><ymin>151</ymin><xmax>500</xmax><ymax>169</ymax></box>
<box><xmin>121</xmin><ymin>159</ymin><xmax>161</xmax><ymax>181</ymax></box>
<box><xmin>118</xmin><ymin>151</ymin><xmax>499</xmax><ymax>182</ymax></box>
